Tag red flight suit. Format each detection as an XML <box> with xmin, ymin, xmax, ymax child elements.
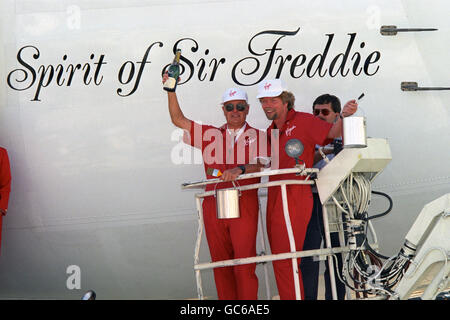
<box><xmin>0</xmin><ymin>147</ymin><xmax>12</xmax><ymax>251</ymax></box>
<box><xmin>266</xmin><ymin>109</ymin><xmax>332</xmax><ymax>299</ymax></box>
<box><xmin>186</xmin><ymin>121</ymin><xmax>267</xmax><ymax>299</ymax></box>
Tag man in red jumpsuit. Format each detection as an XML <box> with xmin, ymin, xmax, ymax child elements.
<box><xmin>0</xmin><ymin>147</ymin><xmax>11</xmax><ymax>252</ymax></box>
<box><xmin>163</xmin><ymin>74</ymin><xmax>267</xmax><ymax>299</ymax></box>
<box><xmin>256</xmin><ymin>79</ymin><xmax>357</xmax><ymax>299</ymax></box>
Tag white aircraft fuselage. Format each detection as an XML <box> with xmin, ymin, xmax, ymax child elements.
<box><xmin>0</xmin><ymin>0</ymin><xmax>449</xmax><ymax>299</ymax></box>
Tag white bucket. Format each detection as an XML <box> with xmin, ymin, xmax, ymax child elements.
<box><xmin>215</xmin><ymin>181</ymin><xmax>241</xmax><ymax>219</ymax></box>
<box><xmin>343</xmin><ymin>116</ymin><xmax>367</xmax><ymax>148</ymax></box>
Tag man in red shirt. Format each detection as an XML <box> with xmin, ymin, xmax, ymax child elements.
<box><xmin>0</xmin><ymin>147</ymin><xmax>11</xmax><ymax>251</ymax></box>
<box><xmin>256</xmin><ymin>79</ymin><xmax>357</xmax><ymax>299</ymax></box>
<box><xmin>163</xmin><ymin>74</ymin><xmax>267</xmax><ymax>299</ymax></box>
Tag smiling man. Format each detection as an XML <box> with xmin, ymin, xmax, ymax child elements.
<box><xmin>256</xmin><ymin>79</ymin><xmax>357</xmax><ymax>300</ymax></box>
<box><xmin>163</xmin><ymin>73</ymin><xmax>267</xmax><ymax>299</ymax></box>
<box><xmin>301</xmin><ymin>93</ymin><xmax>357</xmax><ymax>300</ymax></box>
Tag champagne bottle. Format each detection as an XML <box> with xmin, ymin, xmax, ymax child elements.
<box><xmin>163</xmin><ymin>49</ymin><xmax>181</xmax><ymax>92</ymax></box>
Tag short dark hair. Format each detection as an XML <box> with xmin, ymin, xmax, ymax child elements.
<box><xmin>313</xmin><ymin>94</ymin><xmax>341</xmax><ymax>113</ymax></box>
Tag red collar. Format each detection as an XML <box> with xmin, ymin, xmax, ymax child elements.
<box><xmin>267</xmin><ymin>109</ymin><xmax>296</xmax><ymax>133</ymax></box>
<box><xmin>219</xmin><ymin>122</ymin><xmax>249</xmax><ymax>132</ymax></box>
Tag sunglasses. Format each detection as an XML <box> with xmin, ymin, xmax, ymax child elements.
<box><xmin>224</xmin><ymin>103</ymin><xmax>247</xmax><ymax>112</ymax></box>
<box><xmin>313</xmin><ymin>108</ymin><xmax>331</xmax><ymax>116</ymax></box>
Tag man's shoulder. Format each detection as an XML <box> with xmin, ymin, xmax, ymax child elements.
<box><xmin>245</xmin><ymin>123</ymin><xmax>264</xmax><ymax>133</ymax></box>
<box><xmin>244</xmin><ymin>124</ymin><xmax>267</xmax><ymax>141</ymax></box>
<box><xmin>292</xmin><ymin>110</ymin><xmax>315</xmax><ymax>121</ymax></box>
<box><xmin>293</xmin><ymin>111</ymin><xmax>333</xmax><ymax>131</ymax></box>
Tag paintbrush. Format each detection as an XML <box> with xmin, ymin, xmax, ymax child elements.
<box><xmin>206</xmin><ymin>168</ymin><xmax>222</xmax><ymax>177</ymax></box>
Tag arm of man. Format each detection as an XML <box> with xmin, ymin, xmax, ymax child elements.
<box><xmin>221</xmin><ymin>130</ymin><xmax>270</xmax><ymax>181</ymax></box>
<box><xmin>163</xmin><ymin>73</ymin><xmax>192</xmax><ymax>131</ymax></box>
<box><xmin>327</xmin><ymin>99</ymin><xmax>358</xmax><ymax>139</ymax></box>
<box><xmin>220</xmin><ymin>162</ymin><xmax>266</xmax><ymax>181</ymax></box>
<box><xmin>313</xmin><ymin>147</ymin><xmax>334</xmax><ymax>164</ymax></box>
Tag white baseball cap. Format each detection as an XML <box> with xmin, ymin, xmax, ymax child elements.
<box><xmin>222</xmin><ymin>87</ymin><xmax>248</xmax><ymax>104</ymax></box>
<box><xmin>256</xmin><ymin>79</ymin><xmax>287</xmax><ymax>98</ymax></box>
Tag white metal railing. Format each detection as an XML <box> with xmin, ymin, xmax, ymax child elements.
<box><xmin>182</xmin><ymin>166</ymin><xmax>349</xmax><ymax>300</ymax></box>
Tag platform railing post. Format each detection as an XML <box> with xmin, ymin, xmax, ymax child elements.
<box><xmin>322</xmin><ymin>204</ymin><xmax>338</xmax><ymax>300</ymax></box>
<box><xmin>194</xmin><ymin>196</ymin><xmax>204</xmax><ymax>300</ymax></box>
<box><xmin>257</xmin><ymin>197</ymin><xmax>272</xmax><ymax>300</ymax></box>
<box><xmin>280</xmin><ymin>184</ymin><xmax>302</xmax><ymax>300</ymax></box>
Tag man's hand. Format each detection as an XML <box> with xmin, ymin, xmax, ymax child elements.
<box><xmin>162</xmin><ymin>71</ymin><xmax>180</xmax><ymax>87</ymax></box>
<box><xmin>162</xmin><ymin>71</ymin><xmax>170</xmax><ymax>85</ymax></box>
<box><xmin>342</xmin><ymin>99</ymin><xmax>358</xmax><ymax>117</ymax></box>
<box><xmin>220</xmin><ymin>167</ymin><xmax>243</xmax><ymax>181</ymax></box>
<box><xmin>327</xmin><ymin>99</ymin><xmax>358</xmax><ymax>139</ymax></box>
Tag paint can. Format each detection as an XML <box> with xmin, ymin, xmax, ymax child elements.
<box><xmin>343</xmin><ymin>116</ymin><xmax>367</xmax><ymax>148</ymax></box>
<box><xmin>215</xmin><ymin>181</ymin><xmax>241</xmax><ymax>219</ymax></box>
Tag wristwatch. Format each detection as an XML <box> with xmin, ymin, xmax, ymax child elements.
<box><xmin>238</xmin><ymin>165</ymin><xmax>246</xmax><ymax>174</ymax></box>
